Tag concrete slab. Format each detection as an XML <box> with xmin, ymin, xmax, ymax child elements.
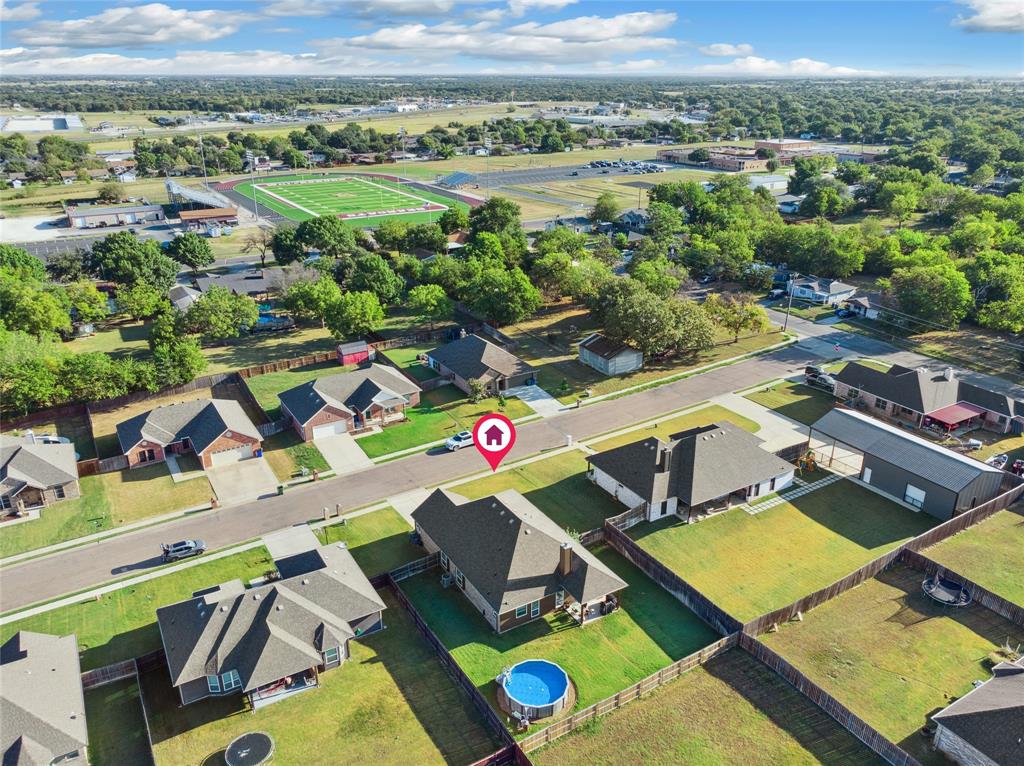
<box><xmin>315</xmin><ymin>433</ymin><xmax>374</xmax><ymax>476</ymax></box>
<box><xmin>710</xmin><ymin>392</ymin><xmax>809</xmax><ymax>452</ymax></box>
<box><xmin>208</xmin><ymin>458</ymin><xmax>278</xmax><ymax>504</ymax></box>
<box><xmin>507</xmin><ymin>384</ymin><xmax>563</xmax><ymax>418</ymax></box>
<box><xmin>262</xmin><ymin>525</ymin><xmax>320</xmax><ymax>560</ymax></box>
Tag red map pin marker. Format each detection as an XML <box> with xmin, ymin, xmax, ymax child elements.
<box><xmin>472</xmin><ymin>413</ymin><xmax>516</xmax><ymax>472</ymax></box>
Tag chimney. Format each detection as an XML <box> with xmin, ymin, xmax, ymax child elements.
<box><xmin>558</xmin><ymin>541</ymin><xmax>572</xmax><ymax>577</ymax></box>
<box><xmin>944</xmin><ymin>367</ymin><xmax>955</xmax><ymax>381</ymax></box>
<box><xmin>24</xmin><ymin>429</ymin><xmax>34</xmax><ymax>444</ymax></box>
<box><xmin>657</xmin><ymin>447</ymin><xmax>671</xmax><ymax>473</ymax></box>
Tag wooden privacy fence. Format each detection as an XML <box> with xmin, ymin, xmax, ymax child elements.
<box><xmin>518</xmin><ymin>634</ymin><xmax>737</xmax><ymax>753</ymax></box>
<box><xmin>606</xmin><ymin>504</ymin><xmax>646</xmax><ymax>531</ymax></box>
<box><xmin>905</xmin><ymin>475</ymin><xmax>1024</xmax><ymax>552</ymax></box>
<box><xmin>97</xmin><ymin>455</ymin><xmax>129</xmax><ymax>473</ymax></box>
<box><xmin>386</xmin><ymin>552</ymin><xmax>438</xmax><ymax>583</ymax></box>
<box><xmin>257</xmin><ymin>419</ymin><xmax>288</xmax><ymax>438</ymax></box>
<box><xmin>603</xmin><ymin>519</ymin><xmax>743</xmax><ymax>637</ymax></box>
<box><xmin>901</xmin><ymin>549</ymin><xmax>1024</xmax><ymax>627</ymax></box>
<box><xmin>577</xmin><ymin>527</ymin><xmax>605</xmax><ymax>547</ymax></box>
<box><xmin>1</xmin><ymin>402</ymin><xmax>89</xmax><ymax>431</ymax></box>
<box><xmin>234</xmin><ymin>351</ymin><xmax>337</xmax><ymax>379</ymax></box>
<box><xmin>80</xmin><ymin>658</ymin><xmax>137</xmax><ymax>690</ymax></box>
<box><xmin>739</xmin><ymin>633</ymin><xmax>921</xmax><ymax>766</ymax></box>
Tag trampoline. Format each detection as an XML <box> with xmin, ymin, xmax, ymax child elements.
<box><xmin>922</xmin><ymin>575</ymin><xmax>972</xmax><ymax>608</ymax></box>
<box><xmin>496</xmin><ymin>659</ymin><xmax>571</xmax><ymax>721</ymax></box>
<box><xmin>224</xmin><ymin>732</ymin><xmax>275</xmax><ymax>766</ymax></box>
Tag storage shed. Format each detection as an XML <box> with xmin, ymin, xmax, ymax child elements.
<box><xmin>577</xmin><ymin>333</ymin><xmax>643</xmax><ymax>376</ymax></box>
<box><xmin>337</xmin><ymin>341</ymin><xmax>373</xmax><ymax>367</ymax></box>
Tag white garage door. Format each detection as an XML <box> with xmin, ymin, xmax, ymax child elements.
<box><xmin>210</xmin><ymin>443</ymin><xmax>254</xmax><ymax>467</ymax></box>
<box><xmin>313</xmin><ymin>421</ymin><xmax>348</xmax><ymax>439</ymax></box>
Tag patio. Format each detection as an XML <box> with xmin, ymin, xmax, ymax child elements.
<box><xmin>250</xmin><ymin>670</ymin><xmax>319</xmax><ymax>710</ymax></box>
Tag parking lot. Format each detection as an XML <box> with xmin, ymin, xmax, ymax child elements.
<box><xmin>10</xmin><ymin>224</ymin><xmax>175</xmax><ymax>259</ymax></box>
<box><xmin>471</xmin><ymin>159</ymin><xmax>673</xmax><ymax>188</ymax></box>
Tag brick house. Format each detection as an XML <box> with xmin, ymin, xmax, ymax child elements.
<box><xmin>0</xmin><ymin>437</ymin><xmax>80</xmax><ymax>516</ymax></box>
<box><xmin>116</xmin><ymin>399</ymin><xmax>262</xmax><ymax>470</ymax></box>
<box><xmin>277</xmin><ymin>364</ymin><xmax>422</xmax><ymax>441</ymax></box>
<box><xmin>426</xmin><ymin>334</ymin><xmax>534</xmax><ymax>395</ymax></box>
<box><xmin>412</xmin><ymin>489</ymin><xmax>627</xmax><ymax>634</ymax></box>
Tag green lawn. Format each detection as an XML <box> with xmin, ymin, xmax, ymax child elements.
<box><xmin>0</xmin><ymin>464</ymin><xmax>214</xmax><ymax>559</ymax></box>
<box><xmin>628</xmin><ymin>478</ymin><xmax>936</xmax><ymax>622</ymax></box>
<box><xmin>143</xmin><ymin>588</ymin><xmax>500</xmax><ymax>766</ymax></box>
<box><xmin>261</xmin><ymin>429</ymin><xmax>330</xmax><ymax>483</ymax></box>
<box><xmin>355</xmin><ymin>385</ymin><xmax>531</xmax><ymax>458</ymax></box>
<box><xmin>85</xmin><ymin>678</ymin><xmax>153</xmax><ymax>766</ymax></box>
<box><xmin>745</xmin><ymin>380</ymin><xmax>837</xmax><ymax>426</ymax></box>
<box><xmin>1</xmin><ymin>412</ymin><xmax>97</xmax><ymax>461</ymax></box>
<box><xmin>531</xmin><ymin>649</ymin><xmax>884</xmax><ymax>766</ymax></box>
<box><xmin>588</xmin><ymin>404</ymin><xmax>760</xmax><ymax>451</ymax></box>
<box><xmin>314</xmin><ymin>507</ymin><xmax>419</xmax><ymax>576</ymax></box>
<box><xmin>0</xmin><ymin>546</ymin><xmax>276</xmax><ymax>670</ymax></box>
<box><xmin>764</xmin><ymin>563</ymin><xmax>1024</xmax><ymax>765</ymax></box>
<box><xmin>401</xmin><ymin>545</ymin><xmax>719</xmax><ymax>735</ymax></box>
<box><xmin>379</xmin><ymin>342</ymin><xmax>441</xmax><ymax>382</ymax></box>
<box><xmin>200</xmin><ymin>326</ymin><xmax>339</xmax><ymax>375</ymax></box>
<box><xmin>924</xmin><ymin>507</ymin><xmax>1024</xmax><ymax>606</ymax></box>
<box><xmin>375</xmin><ymin>304</ymin><xmax>464</xmax><ymax>339</ymax></box>
<box><xmin>244</xmin><ymin>360</ymin><xmax>346</xmax><ymax>420</ymax></box>
<box><xmin>450</xmin><ymin>450</ymin><xmax>625</xmax><ymax>533</ymax></box>
<box><xmin>767</xmin><ymin>299</ymin><xmax>837</xmax><ymax>322</ymax></box>
<box><xmin>66</xmin><ymin>319</ymin><xmax>152</xmax><ymax>359</ymax></box>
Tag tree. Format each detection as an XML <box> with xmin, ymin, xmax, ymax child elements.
<box><xmin>402</xmin><ymin>223</ymin><xmax>447</xmax><ymax>255</ymax></box>
<box><xmin>437</xmin><ymin>206</ymin><xmax>469</xmax><ymax>234</ymax></box>
<box><xmin>408</xmin><ymin>284</ymin><xmax>453</xmax><ymax>329</ymax></box>
<box><xmin>530</xmin><ymin>251</ymin><xmax>573</xmax><ymax>300</ymax></box>
<box><xmin>467</xmin><ymin>378</ymin><xmax>486</xmax><ymax>403</ymax></box>
<box><xmin>64</xmin><ymin>280</ymin><xmax>107</xmax><ymax>324</ymax></box>
<box><xmin>798</xmin><ymin>178</ymin><xmax>851</xmax><ymax>218</ymax></box>
<box><xmin>270</xmin><ymin>225</ymin><xmax>306</xmax><ymax>266</ymax></box>
<box><xmin>468</xmin><ymin>196</ymin><xmax>526</xmax><ymax>265</ymax></box>
<box><xmin>152</xmin><ymin>337</ymin><xmax>207</xmax><ymax>386</ymax></box>
<box><xmin>91</xmin><ymin>232</ymin><xmax>178</xmax><ymax>292</ymax></box>
<box><xmin>668</xmin><ymin>298</ymin><xmax>716</xmax><ymax>355</ymax></box>
<box><xmin>282</xmin><ymin>277</ymin><xmax>342</xmax><ymax>327</ymax></box>
<box><xmin>181</xmin><ymin>286</ymin><xmax>258</xmax><ymax>343</ymax></box>
<box><xmin>349</xmin><ymin>253</ymin><xmax>404</xmax><ymax>304</ymax></box>
<box><xmin>467</xmin><ymin>266</ymin><xmax>541</xmax><ymax>326</ymax></box>
<box><xmin>0</xmin><ymin>272</ymin><xmax>71</xmax><ymax>339</ymax></box>
<box><xmin>46</xmin><ymin>249</ymin><xmax>95</xmax><ymax>283</ymax></box>
<box><xmin>0</xmin><ymin>244</ymin><xmax>45</xmax><ymax>280</ymax></box>
<box><xmin>890</xmin><ymin>263</ymin><xmax>972</xmax><ymax>328</ymax></box>
<box><xmin>689</xmin><ymin>148</ymin><xmax>710</xmax><ymax>162</ymax></box>
<box><xmin>326</xmin><ymin>291</ymin><xmax>384</xmax><ymax>338</ymax></box>
<box><xmin>704</xmin><ymin>293</ymin><xmax>770</xmax><ymax>342</ymax></box>
<box><xmin>631</xmin><ymin>257</ymin><xmax>683</xmax><ymax>299</ymax></box>
<box><xmin>241</xmin><ymin>227</ymin><xmax>274</xmax><ymax>267</ymax></box>
<box><xmin>116</xmin><ymin>282</ymin><xmax>164</xmax><ymax>320</ymax></box>
<box><xmin>888</xmin><ymin>192</ymin><xmax>919</xmax><ymax>228</ymax></box>
<box><xmin>97</xmin><ymin>183</ymin><xmax>122</xmax><ymax>203</ymax></box>
<box><xmin>601</xmin><ymin>281</ymin><xmax>677</xmax><ymax>358</ymax></box>
<box><xmin>167</xmin><ymin>232</ymin><xmax>214</xmax><ymax>273</ymax></box>
<box><xmin>374</xmin><ymin>219</ymin><xmax>408</xmax><ymax>251</ymax></box>
<box><xmin>968</xmin><ymin>164</ymin><xmax>995</xmax><ymax>188</ymax></box>
<box><xmin>646</xmin><ymin>201</ymin><xmax>683</xmax><ymax>241</ymax></box>
<box><xmin>589</xmin><ymin>191</ymin><xmax>621</xmax><ymax>224</ymax></box>
<box><xmin>296</xmin><ymin>215</ymin><xmax>356</xmax><ymax>258</ymax></box>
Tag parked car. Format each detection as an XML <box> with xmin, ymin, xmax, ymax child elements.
<box><xmin>807</xmin><ymin>374</ymin><xmax>836</xmax><ymax>392</ymax></box>
<box><xmin>768</xmin><ymin>288</ymin><xmax>786</xmax><ymax>299</ymax></box>
<box><xmin>37</xmin><ymin>434</ymin><xmax>72</xmax><ymax>445</ymax></box>
<box><xmin>835</xmin><ymin>308</ymin><xmax>853</xmax><ymax>318</ymax></box>
<box><xmin>698</xmin><ymin>275</ymin><xmax>716</xmax><ymax>285</ymax></box>
<box><xmin>445</xmin><ymin>431</ymin><xmax>474</xmax><ymax>451</ymax></box>
<box><xmin>570</xmin><ymin>171</ymin><xmax>579</xmax><ymax>176</ymax></box>
<box><xmin>160</xmin><ymin>539</ymin><xmax>206</xmax><ymax>562</ymax></box>
<box><xmin>804</xmin><ymin>365</ymin><xmax>827</xmax><ymax>379</ymax></box>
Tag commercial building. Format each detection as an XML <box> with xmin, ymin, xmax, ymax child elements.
<box><xmin>755</xmin><ymin>138</ymin><xmax>816</xmax><ymax>153</ymax></box>
<box><xmin>65</xmin><ymin>203</ymin><xmax>165</xmax><ymax>229</ymax></box>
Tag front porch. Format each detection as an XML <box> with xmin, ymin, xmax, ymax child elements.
<box><xmin>249</xmin><ymin>669</ymin><xmax>319</xmax><ymax>710</ymax></box>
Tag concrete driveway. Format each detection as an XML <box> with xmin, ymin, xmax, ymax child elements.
<box><xmin>507</xmin><ymin>384</ymin><xmax>563</xmax><ymax>418</ymax></box>
<box><xmin>208</xmin><ymin>458</ymin><xmax>279</xmax><ymax>504</ymax></box>
<box><xmin>316</xmin><ymin>433</ymin><xmax>374</xmax><ymax>476</ymax></box>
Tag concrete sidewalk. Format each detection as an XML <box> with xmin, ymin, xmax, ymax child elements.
<box><xmin>507</xmin><ymin>384</ymin><xmax>564</xmax><ymax>418</ymax></box>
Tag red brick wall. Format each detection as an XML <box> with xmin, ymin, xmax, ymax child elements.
<box><xmin>298</xmin><ymin>406</ymin><xmax>353</xmax><ymax>441</ymax></box>
<box><xmin>197</xmin><ymin>431</ymin><xmax>261</xmax><ymax>469</ymax></box>
<box><xmin>125</xmin><ymin>441</ymin><xmax>166</xmax><ymax>468</ymax></box>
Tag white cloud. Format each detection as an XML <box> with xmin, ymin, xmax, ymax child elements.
<box><xmin>15</xmin><ymin>3</ymin><xmax>246</xmax><ymax>48</ymax></box>
<box><xmin>953</xmin><ymin>0</ymin><xmax>1024</xmax><ymax>32</ymax></box>
<box><xmin>0</xmin><ymin>0</ymin><xmax>41</xmax><ymax>22</ymax></box>
<box><xmin>695</xmin><ymin>55</ymin><xmax>882</xmax><ymax>77</ymax></box>
<box><xmin>506</xmin><ymin>11</ymin><xmax>675</xmax><ymax>42</ymax></box>
<box><xmin>263</xmin><ymin>0</ymin><xmax>458</xmax><ymax>18</ymax></box>
<box><xmin>698</xmin><ymin>42</ymin><xmax>754</xmax><ymax>57</ymax></box>
<box><xmin>593</xmin><ymin>58</ymin><xmax>665</xmax><ymax>72</ymax></box>
<box><xmin>507</xmin><ymin>0</ymin><xmax>577</xmax><ymax>18</ymax></box>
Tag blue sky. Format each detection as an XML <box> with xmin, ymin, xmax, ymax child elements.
<box><xmin>0</xmin><ymin>0</ymin><xmax>1021</xmax><ymax>76</ymax></box>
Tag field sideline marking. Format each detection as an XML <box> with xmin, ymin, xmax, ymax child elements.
<box><xmin>256</xmin><ymin>175</ymin><xmax>448</xmax><ymax>220</ymax></box>
<box><xmin>252</xmin><ymin>182</ymin><xmax>319</xmax><ymax>217</ymax></box>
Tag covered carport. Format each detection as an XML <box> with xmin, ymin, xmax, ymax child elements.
<box><xmin>922</xmin><ymin>402</ymin><xmax>987</xmax><ymax>435</ymax></box>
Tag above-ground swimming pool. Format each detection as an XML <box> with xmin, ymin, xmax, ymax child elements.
<box><xmin>496</xmin><ymin>659</ymin><xmax>571</xmax><ymax>720</ymax></box>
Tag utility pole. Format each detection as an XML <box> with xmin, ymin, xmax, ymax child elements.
<box><xmin>782</xmin><ymin>278</ymin><xmax>795</xmax><ymax>333</ymax></box>
<box><xmin>244</xmin><ymin>150</ymin><xmax>261</xmax><ymax>223</ymax></box>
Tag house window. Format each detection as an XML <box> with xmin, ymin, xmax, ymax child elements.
<box><xmin>221</xmin><ymin>669</ymin><xmax>241</xmax><ymax>691</ymax></box>
<box><xmin>904</xmin><ymin>484</ymin><xmax>927</xmax><ymax>509</ymax></box>
<box><xmin>138</xmin><ymin>450</ymin><xmax>149</xmax><ymax>463</ymax></box>
<box><xmin>769</xmin><ymin>476</ymin><xmax>777</xmax><ymax>491</ymax></box>
<box><xmin>207</xmin><ymin>675</ymin><xmax>221</xmax><ymax>693</ymax></box>
<box><xmin>515</xmin><ymin>604</ymin><xmax>527</xmax><ymax>619</ymax></box>
<box><xmin>996</xmin><ymin>414</ymin><xmax>1006</xmax><ymax>425</ymax></box>
<box><xmin>54</xmin><ymin>485</ymin><xmax>66</xmax><ymax>499</ymax></box>
<box><xmin>455</xmin><ymin>567</ymin><xmax>465</xmax><ymax>590</ymax></box>
<box><xmin>555</xmin><ymin>590</ymin><xmax>564</xmax><ymax>608</ymax></box>
<box><xmin>0</xmin><ymin>495</ymin><xmax>10</xmax><ymax>510</ymax></box>
<box><xmin>323</xmin><ymin>647</ymin><xmax>341</xmax><ymax>666</ymax></box>
<box><xmin>874</xmin><ymin>397</ymin><xmax>889</xmax><ymax>410</ymax></box>
<box><xmin>439</xmin><ymin>552</ymin><xmax>449</xmax><ymax>571</ymax></box>
<box><xmin>530</xmin><ymin>600</ymin><xmax>540</xmax><ymax>618</ymax></box>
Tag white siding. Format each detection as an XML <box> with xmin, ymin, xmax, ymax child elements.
<box><xmin>590</xmin><ymin>466</ymin><xmax>646</xmax><ymax>512</ymax></box>
<box><xmin>934</xmin><ymin>725</ymin><xmax>1000</xmax><ymax>766</ymax></box>
<box><xmin>749</xmin><ymin>470</ymin><xmax>794</xmax><ymax>498</ymax></box>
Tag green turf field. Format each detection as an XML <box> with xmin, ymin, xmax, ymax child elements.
<box><xmin>233</xmin><ymin>174</ymin><xmax>465</xmax><ymax>225</ymax></box>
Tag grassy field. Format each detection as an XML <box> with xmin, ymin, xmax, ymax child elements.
<box><xmin>0</xmin><ymin>464</ymin><xmax>213</xmax><ymax>558</ymax></box>
<box><xmin>764</xmin><ymin>563</ymin><xmax>1024</xmax><ymax>765</ymax></box>
<box><xmin>401</xmin><ymin>545</ymin><xmax>719</xmax><ymax>735</ymax></box>
<box><xmin>378</xmin><ymin>342</ymin><xmax>441</xmax><ymax>382</ymax></box>
<box><xmin>244</xmin><ymin>360</ymin><xmax>344</xmax><ymax>419</ymax></box>
<box><xmin>0</xmin><ymin>546</ymin><xmax>275</xmax><ymax>669</ymax></box>
<box><xmin>588</xmin><ymin>404</ymin><xmax>760</xmax><ymax>451</ymax></box>
<box><xmin>450</xmin><ymin>450</ymin><xmax>625</xmax><ymax>533</ymax></box>
<box><xmin>924</xmin><ymin>506</ymin><xmax>1024</xmax><ymax>605</ymax></box>
<box><xmin>355</xmin><ymin>385</ymin><xmax>531</xmax><ymax>458</ymax></box>
<box><xmin>1</xmin><ymin>410</ymin><xmax>96</xmax><ymax>460</ymax></box>
<box><xmin>0</xmin><ymin>175</ymin><xmax>176</xmax><ymax>217</ymax></box>
<box><xmin>531</xmin><ymin>649</ymin><xmax>884</xmax><ymax>766</ymax></box>
<box><xmin>143</xmin><ymin>588</ymin><xmax>500</xmax><ymax>766</ymax></box>
<box><xmin>767</xmin><ymin>299</ymin><xmax>838</xmax><ymax>322</ymax></box>
<box><xmin>629</xmin><ymin>478</ymin><xmax>936</xmax><ymax>622</ymax></box>
<box><xmin>85</xmin><ymin>677</ymin><xmax>154</xmax><ymax>766</ymax></box>
<box><xmin>261</xmin><ymin>429</ymin><xmax>330</xmax><ymax>483</ymax></box>
<box><xmin>68</xmin><ymin>319</ymin><xmax>152</xmax><ymax>359</ymax></box>
<box><xmin>314</xmin><ymin>506</ymin><xmax>419</xmax><ymax>577</ymax></box>
<box><xmin>745</xmin><ymin>380</ymin><xmax>837</xmax><ymax>426</ymax></box>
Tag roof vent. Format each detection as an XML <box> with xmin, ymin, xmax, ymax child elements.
<box><xmin>276</xmin><ymin>604</ymin><xmax>284</xmax><ymax>611</ymax></box>
<box><xmin>220</xmin><ymin>605</ymin><xmax>227</xmax><ymax>612</ymax></box>
<box><xmin>509</xmin><ymin>518</ymin><xmax>514</xmax><ymax>524</ymax></box>
<box><xmin>524</xmin><ymin>529</ymin><xmax>530</xmax><ymax>534</ymax></box>
<box><xmin>302</xmin><ymin>578</ymin><xmax>310</xmax><ymax>585</ymax></box>
<box><xmin>253</xmin><ymin>593</ymin><xmax>261</xmax><ymax>600</ymax></box>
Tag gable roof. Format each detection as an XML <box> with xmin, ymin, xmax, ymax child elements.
<box><xmin>932</xmin><ymin>658</ymin><xmax>1024</xmax><ymax>765</ymax></box>
<box><xmin>809</xmin><ymin>408</ymin><xmax>1002</xmax><ymax>492</ymax></box>
<box><xmin>411</xmin><ymin>489</ymin><xmax>626</xmax><ymax>613</ymax></box>
<box><xmin>168</xmin><ymin>284</ymin><xmax>201</xmax><ymax>312</ymax></box>
<box><xmin>578</xmin><ymin>333</ymin><xmax>640</xmax><ymax>361</ymax></box>
<box><xmin>427</xmin><ymin>334</ymin><xmax>533</xmax><ymax>382</ymax></box>
<box><xmin>791</xmin><ymin>276</ymin><xmax>855</xmax><ymax>295</ymax></box>
<box><xmin>157</xmin><ymin>544</ymin><xmax>385</xmax><ymax>693</ymax></box>
<box><xmin>277</xmin><ymin>364</ymin><xmax>421</xmax><ymax>425</ymax></box>
<box><xmin>1</xmin><ymin>632</ymin><xmax>88</xmax><ymax>765</ymax></box>
<box><xmin>587</xmin><ymin>422</ymin><xmax>794</xmax><ymax>507</ymax></box>
<box><xmin>835</xmin><ymin>363</ymin><xmax>1024</xmax><ymax>419</ymax></box>
<box><xmin>0</xmin><ymin>438</ymin><xmax>77</xmax><ymax>496</ymax></box>
<box><xmin>116</xmin><ymin>399</ymin><xmax>261</xmax><ymax>455</ymax></box>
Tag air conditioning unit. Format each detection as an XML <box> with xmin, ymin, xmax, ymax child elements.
<box><xmin>440</xmin><ymin>572</ymin><xmax>453</xmax><ymax>589</ymax></box>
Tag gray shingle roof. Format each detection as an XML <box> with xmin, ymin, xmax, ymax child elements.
<box><xmin>277</xmin><ymin>364</ymin><xmax>421</xmax><ymax>425</ymax></box>
<box><xmin>116</xmin><ymin>399</ymin><xmax>261</xmax><ymax>455</ymax></box>
<box><xmin>427</xmin><ymin>334</ymin><xmax>533</xmax><ymax>382</ymax></box>
<box><xmin>587</xmin><ymin>423</ymin><xmax>793</xmax><ymax>507</ymax></box>
<box><xmin>157</xmin><ymin>544</ymin><xmax>385</xmax><ymax>693</ymax></box>
<box><xmin>809</xmin><ymin>408</ymin><xmax>1002</xmax><ymax>492</ymax></box>
<box><xmin>932</xmin><ymin>659</ymin><xmax>1024</xmax><ymax>765</ymax></box>
<box><xmin>411</xmin><ymin>489</ymin><xmax>627</xmax><ymax>613</ymax></box>
<box><xmin>0</xmin><ymin>438</ymin><xmax>77</xmax><ymax>494</ymax></box>
<box><xmin>578</xmin><ymin>333</ymin><xmax>640</xmax><ymax>361</ymax></box>
<box><xmin>168</xmin><ymin>285</ymin><xmax>201</xmax><ymax>312</ymax></box>
<box><xmin>792</xmin><ymin>276</ymin><xmax>855</xmax><ymax>295</ymax></box>
<box><xmin>1</xmin><ymin>632</ymin><xmax>88</xmax><ymax>765</ymax></box>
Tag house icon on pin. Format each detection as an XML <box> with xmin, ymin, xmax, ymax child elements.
<box><xmin>484</xmin><ymin>424</ymin><xmax>504</xmax><ymax>446</ymax></box>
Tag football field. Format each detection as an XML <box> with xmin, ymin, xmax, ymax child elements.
<box><xmin>231</xmin><ymin>174</ymin><xmax>462</xmax><ymax>225</ymax></box>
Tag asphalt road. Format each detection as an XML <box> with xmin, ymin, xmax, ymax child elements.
<box><xmin>0</xmin><ymin>344</ymin><xmax>819</xmax><ymax>612</ymax></box>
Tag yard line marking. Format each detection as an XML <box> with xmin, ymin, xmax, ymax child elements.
<box><xmin>252</xmin><ymin>183</ymin><xmax>319</xmax><ymax>217</ymax></box>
